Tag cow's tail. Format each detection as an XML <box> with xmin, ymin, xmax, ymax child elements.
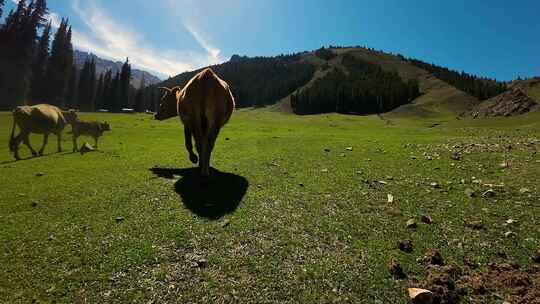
<box><xmin>9</xmin><ymin>110</ymin><xmax>17</xmax><ymax>152</ymax></box>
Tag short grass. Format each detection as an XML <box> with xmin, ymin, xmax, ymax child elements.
<box><xmin>0</xmin><ymin>109</ymin><xmax>539</xmax><ymax>303</ymax></box>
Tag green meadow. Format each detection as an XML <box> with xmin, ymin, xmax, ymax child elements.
<box><xmin>0</xmin><ymin>109</ymin><xmax>539</xmax><ymax>303</ymax></box>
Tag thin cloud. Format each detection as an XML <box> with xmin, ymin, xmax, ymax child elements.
<box><xmin>70</xmin><ymin>0</ymin><xmax>223</xmax><ymax>78</ymax></box>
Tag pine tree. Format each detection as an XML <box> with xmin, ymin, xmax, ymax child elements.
<box><xmin>101</xmin><ymin>70</ymin><xmax>112</xmax><ymax>110</ymax></box>
<box><xmin>45</xmin><ymin>18</ymin><xmax>73</xmax><ymax>106</ymax></box>
<box><xmin>30</xmin><ymin>21</ymin><xmax>51</xmax><ymax>103</ymax></box>
<box><xmin>95</xmin><ymin>73</ymin><xmax>104</xmax><ymax>110</ymax></box>
<box><xmin>77</xmin><ymin>57</ymin><xmax>96</xmax><ymax>111</ymax></box>
<box><xmin>0</xmin><ymin>0</ymin><xmax>48</xmax><ymax>109</ymax></box>
<box><xmin>0</xmin><ymin>0</ymin><xmax>5</xmax><ymax>18</ymax></box>
<box><xmin>118</xmin><ymin>58</ymin><xmax>131</xmax><ymax>110</ymax></box>
<box><xmin>134</xmin><ymin>74</ymin><xmax>146</xmax><ymax>112</ymax></box>
<box><xmin>65</xmin><ymin>65</ymin><xmax>78</xmax><ymax>108</ymax></box>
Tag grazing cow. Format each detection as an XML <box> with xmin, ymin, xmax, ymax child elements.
<box><xmin>71</xmin><ymin>120</ymin><xmax>111</xmax><ymax>151</ymax></box>
<box><xmin>155</xmin><ymin>68</ymin><xmax>235</xmax><ymax>177</ymax></box>
<box><xmin>9</xmin><ymin>104</ymin><xmax>78</xmax><ymax>160</ymax></box>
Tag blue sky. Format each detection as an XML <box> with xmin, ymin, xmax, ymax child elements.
<box><xmin>5</xmin><ymin>0</ymin><xmax>540</xmax><ymax>80</ymax></box>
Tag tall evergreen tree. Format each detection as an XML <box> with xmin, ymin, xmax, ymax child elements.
<box><xmin>30</xmin><ymin>21</ymin><xmax>51</xmax><ymax>103</ymax></box>
<box><xmin>65</xmin><ymin>65</ymin><xmax>78</xmax><ymax>108</ymax></box>
<box><xmin>118</xmin><ymin>58</ymin><xmax>131</xmax><ymax>111</ymax></box>
<box><xmin>134</xmin><ymin>74</ymin><xmax>145</xmax><ymax>112</ymax></box>
<box><xmin>0</xmin><ymin>0</ymin><xmax>5</xmax><ymax>18</ymax></box>
<box><xmin>0</xmin><ymin>0</ymin><xmax>48</xmax><ymax>109</ymax></box>
<box><xmin>45</xmin><ymin>18</ymin><xmax>73</xmax><ymax>106</ymax></box>
<box><xmin>77</xmin><ymin>57</ymin><xmax>96</xmax><ymax>111</ymax></box>
<box><xmin>95</xmin><ymin>73</ymin><xmax>104</xmax><ymax>110</ymax></box>
<box><xmin>101</xmin><ymin>70</ymin><xmax>113</xmax><ymax>110</ymax></box>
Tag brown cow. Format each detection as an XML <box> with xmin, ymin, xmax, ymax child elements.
<box><xmin>9</xmin><ymin>104</ymin><xmax>78</xmax><ymax>160</ymax></box>
<box><xmin>155</xmin><ymin>68</ymin><xmax>235</xmax><ymax>177</ymax></box>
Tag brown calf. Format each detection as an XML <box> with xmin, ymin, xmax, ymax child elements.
<box><xmin>155</xmin><ymin>68</ymin><xmax>235</xmax><ymax>177</ymax></box>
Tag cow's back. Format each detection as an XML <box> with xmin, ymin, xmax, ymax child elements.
<box><xmin>179</xmin><ymin>68</ymin><xmax>234</xmax><ymax>130</ymax></box>
<box><xmin>14</xmin><ymin>104</ymin><xmax>66</xmax><ymax>134</ymax></box>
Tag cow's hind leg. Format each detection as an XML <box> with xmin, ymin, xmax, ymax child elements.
<box><xmin>12</xmin><ymin>133</ymin><xmax>24</xmax><ymax>160</ymax></box>
<box><xmin>39</xmin><ymin>133</ymin><xmax>49</xmax><ymax>156</ymax></box>
<box><xmin>22</xmin><ymin>133</ymin><xmax>38</xmax><ymax>157</ymax></box>
<box><xmin>184</xmin><ymin>126</ymin><xmax>198</xmax><ymax>164</ymax></box>
<box><xmin>204</xmin><ymin>128</ymin><xmax>220</xmax><ymax>176</ymax></box>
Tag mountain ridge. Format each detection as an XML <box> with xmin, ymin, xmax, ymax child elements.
<box><xmin>73</xmin><ymin>50</ymin><xmax>161</xmax><ymax>89</ymax></box>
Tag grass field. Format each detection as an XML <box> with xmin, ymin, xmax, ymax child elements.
<box><xmin>1</xmin><ymin>109</ymin><xmax>539</xmax><ymax>303</ymax></box>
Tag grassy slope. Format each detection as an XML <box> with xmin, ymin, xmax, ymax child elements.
<box><xmin>1</xmin><ymin>110</ymin><xmax>539</xmax><ymax>303</ymax></box>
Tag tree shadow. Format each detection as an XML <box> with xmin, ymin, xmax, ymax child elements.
<box><xmin>149</xmin><ymin>167</ymin><xmax>248</xmax><ymax>220</ymax></box>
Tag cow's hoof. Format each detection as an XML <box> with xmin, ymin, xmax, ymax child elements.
<box><xmin>189</xmin><ymin>154</ymin><xmax>198</xmax><ymax>164</ymax></box>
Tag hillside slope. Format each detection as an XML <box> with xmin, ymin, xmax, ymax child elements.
<box><xmin>154</xmin><ymin>47</ymin><xmax>504</xmax><ymax>117</ymax></box>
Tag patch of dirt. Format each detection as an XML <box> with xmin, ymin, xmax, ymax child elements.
<box><xmin>411</xmin><ymin>259</ymin><xmax>540</xmax><ymax>303</ymax></box>
<box><xmin>464</xmin><ymin>88</ymin><xmax>539</xmax><ymax>118</ymax></box>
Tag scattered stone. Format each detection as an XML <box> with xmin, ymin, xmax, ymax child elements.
<box><xmin>298</xmin><ymin>183</ymin><xmax>304</xmax><ymax>187</ymax></box>
<box><xmin>505</xmin><ymin>219</ymin><xmax>518</xmax><ymax>225</ymax></box>
<box><xmin>387</xmin><ymin>194</ymin><xmax>394</xmax><ymax>203</ymax></box>
<box><xmin>324</xmin><ymin>148</ymin><xmax>330</xmax><ymax>152</ymax></box>
<box><xmin>48</xmin><ymin>235</ymin><xmax>55</xmax><ymax>241</ymax></box>
<box><xmin>504</xmin><ymin>231</ymin><xmax>517</xmax><ymax>238</ymax></box>
<box><xmin>464</xmin><ymin>220</ymin><xmax>484</xmax><ymax>230</ymax></box>
<box><xmin>532</xmin><ymin>250</ymin><xmax>540</xmax><ymax>263</ymax></box>
<box><xmin>406</xmin><ymin>219</ymin><xmax>417</xmax><ymax>229</ymax></box>
<box><xmin>451</xmin><ymin>153</ymin><xmax>461</xmax><ymax>161</ymax></box>
<box><xmin>35</xmin><ymin>172</ymin><xmax>44</xmax><ymax>177</ymax></box>
<box><xmin>388</xmin><ymin>259</ymin><xmax>406</xmax><ymax>279</ymax></box>
<box><xmin>378</xmin><ymin>180</ymin><xmax>388</xmax><ymax>185</ymax></box>
<box><xmin>519</xmin><ymin>187</ymin><xmax>530</xmax><ymax>194</ymax></box>
<box><xmin>430</xmin><ymin>182</ymin><xmax>440</xmax><ymax>189</ymax></box>
<box><xmin>499</xmin><ymin>161</ymin><xmax>509</xmax><ymax>169</ymax></box>
<box><xmin>398</xmin><ymin>240</ymin><xmax>413</xmax><ymax>253</ymax></box>
<box><xmin>424</xmin><ymin>250</ymin><xmax>444</xmax><ymax>266</ymax></box>
<box><xmin>345</xmin><ymin>147</ymin><xmax>353</xmax><ymax>151</ymax></box>
<box><xmin>80</xmin><ymin>142</ymin><xmax>95</xmax><ymax>155</ymax></box>
<box><xmin>407</xmin><ymin>288</ymin><xmax>433</xmax><ymax>304</ymax></box>
<box><xmin>482</xmin><ymin>189</ymin><xmax>496</xmax><ymax>198</ymax></box>
<box><xmin>195</xmin><ymin>258</ymin><xmax>208</xmax><ymax>268</ymax></box>
<box><xmin>321</xmin><ymin>168</ymin><xmax>328</xmax><ymax>173</ymax></box>
<box><xmin>421</xmin><ymin>215</ymin><xmax>433</xmax><ymax>224</ymax></box>
<box><xmin>115</xmin><ymin>217</ymin><xmax>125</xmax><ymax>223</ymax></box>
<box><xmin>355</xmin><ymin>170</ymin><xmax>362</xmax><ymax>175</ymax></box>
<box><xmin>465</xmin><ymin>188</ymin><xmax>476</xmax><ymax>198</ymax></box>
<box><xmin>220</xmin><ymin>219</ymin><xmax>230</xmax><ymax>228</ymax></box>
<box><xmin>426</xmin><ymin>156</ymin><xmax>433</xmax><ymax>161</ymax></box>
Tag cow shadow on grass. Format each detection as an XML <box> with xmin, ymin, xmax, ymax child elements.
<box><xmin>149</xmin><ymin>167</ymin><xmax>248</xmax><ymax>220</ymax></box>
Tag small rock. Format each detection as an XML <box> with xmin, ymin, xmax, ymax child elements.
<box><xmin>482</xmin><ymin>189</ymin><xmax>496</xmax><ymax>198</ymax></box>
<box><xmin>324</xmin><ymin>148</ymin><xmax>330</xmax><ymax>152</ymax></box>
<box><xmin>406</xmin><ymin>219</ymin><xmax>417</xmax><ymax>229</ymax></box>
<box><xmin>298</xmin><ymin>183</ymin><xmax>304</xmax><ymax>187</ymax></box>
<box><xmin>387</xmin><ymin>194</ymin><xmax>394</xmax><ymax>203</ymax></box>
<box><xmin>424</xmin><ymin>250</ymin><xmax>444</xmax><ymax>266</ymax></box>
<box><xmin>398</xmin><ymin>240</ymin><xmax>413</xmax><ymax>253</ymax></box>
<box><xmin>504</xmin><ymin>231</ymin><xmax>517</xmax><ymax>238</ymax></box>
<box><xmin>499</xmin><ymin>161</ymin><xmax>509</xmax><ymax>169</ymax></box>
<box><xmin>321</xmin><ymin>168</ymin><xmax>328</xmax><ymax>173</ymax></box>
<box><xmin>465</xmin><ymin>220</ymin><xmax>484</xmax><ymax>230</ymax></box>
<box><xmin>429</xmin><ymin>182</ymin><xmax>440</xmax><ymax>189</ymax></box>
<box><xmin>355</xmin><ymin>171</ymin><xmax>362</xmax><ymax>175</ymax></box>
<box><xmin>465</xmin><ymin>188</ymin><xmax>476</xmax><ymax>198</ymax></box>
<box><xmin>426</xmin><ymin>156</ymin><xmax>433</xmax><ymax>160</ymax></box>
<box><xmin>421</xmin><ymin>215</ymin><xmax>433</xmax><ymax>224</ymax></box>
<box><xmin>115</xmin><ymin>217</ymin><xmax>125</xmax><ymax>223</ymax></box>
<box><xmin>196</xmin><ymin>258</ymin><xmax>208</xmax><ymax>268</ymax></box>
<box><xmin>531</xmin><ymin>250</ymin><xmax>540</xmax><ymax>263</ymax></box>
<box><xmin>36</xmin><ymin>172</ymin><xmax>45</xmax><ymax>177</ymax></box>
<box><xmin>519</xmin><ymin>187</ymin><xmax>530</xmax><ymax>194</ymax></box>
<box><xmin>378</xmin><ymin>180</ymin><xmax>388</xmax><ymax>185</ymax></box>
<box><xmin>345</xmin><ymin>147</ymin><xmax>353</xmax><ymax>151</ymax></box>
<box><xmin>80</xmin><ymin>142</ymin><xmax>95</xmax><ymax>155</ymax></box>
<box><xmin>48</xmin><ymin>235</ymin><xmax>55</xmax><ymax>241</ymax></box>
<box><xmin>407</xmin><ymin>288</ymin><xmax>433</xmax><ymax>304</ymax></box>
<box><xmin>505</xmin><ymin>219</ymin><xmax>517</xmax><ymax>225</ymax></box>
<box><xmin>220</xmin><ymin>219</ymin><xmax>230</xmax><ymax>228</ymax></box>
<box><xmin>388</xmin><ymin>259</ymin><xmax>406</xmax><ymax>279</ymax></box>
<box><xmin>451</xmin><ymin>153</ymin><xmax>462</xmax><ymax>161</ymax></box>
